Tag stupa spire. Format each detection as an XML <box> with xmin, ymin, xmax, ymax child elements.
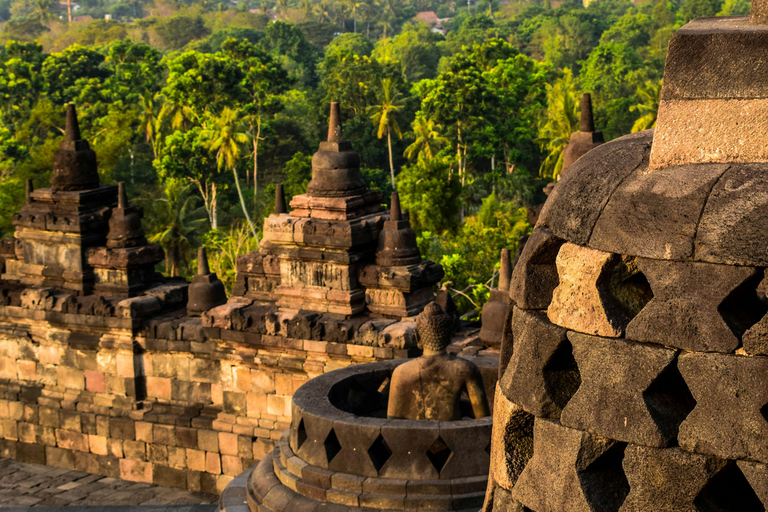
<box><xmin>390</xmin><ymin>191</ymin><xmax>402</xmax><ymax>221</ymax></box>
<box><xmin>65</xmin><ymin>103</ymin><xmax>81</xmax><ymax>142</ymax></box>
<box><xmin>198</xmin><ymin>247</ymin><xmax>210</xmax><ymax>276</ymax></box>
<box><xmin>327</xmin><ymin>102</ymin><xmax>343</xmax><ymax>142</ymax></box>
<box><xmin>274</xmin><ymin>184</ymin><xmax>287</xmax><ymax>214</ymax></box>
<box><xmin>579</xmin><ymin>93</ymin><xmax>595</xmax><ymax>133</ymax></box>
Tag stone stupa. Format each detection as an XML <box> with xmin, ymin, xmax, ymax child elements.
<box><xmin>485</xmin><ymin>5</ymin><xmax>768</xmax><ymax>512</ymax></box>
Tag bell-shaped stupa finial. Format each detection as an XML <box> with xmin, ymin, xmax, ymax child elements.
<box><xmin>25</xmin><ymin>179</ymin><xmax>33</xmax><ymax>204</ymax></box>
<box><xmin>117</xmin><ymin>182</ymin><xmax>128</xmax><ymax>209</ymax></box>
<box><xmin>579</xmin><ymin>93</ymin><xmax>595</xmax><ymax>133</ymax></box>
<box><xmin>390</xmin><ymin>191</ymin><xmax>402</xmax><ymax>221</ymax></box>
<box><xmin>274</xmin><ymin>184</ymin><xmax>287</xmax><ymax>214</ymax></box>
<box><xmin>498</xmin><ymin>248</ymin><xmax>512</xmax><ymax>292</ymax></box>
<box><xmin>51</xmin><ymin>103</ymin><xmax>100</xmax><ymax>192</ymax></box>
<box><xmin>187</xmin><ymin>246</ymin><xmax>227</xmax><ymax>316</ymax></box>
<box><xmin>327</xmin><ymin>102</ymin><xmax>343</xmax><ymax>142</ymax></box>
<box><xmin>198</xmin><ymin>247</ymin><xmax>210</xmax><ymax>276</ymax></box>
<box><xmin>65</xmin><ymin>103</ymin><xmax>81</xmax><ymax>142</ymax></box>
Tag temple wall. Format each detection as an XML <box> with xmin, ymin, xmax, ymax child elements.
<box><xmin>0</xmin><ymin>301</ymin><xmax>420</xmax><ymax>494</ymax></box>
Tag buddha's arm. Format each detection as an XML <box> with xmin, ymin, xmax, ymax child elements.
<box><xmin>466</xmin><ymin>370</ymin><xmax>491</xmax><ymax>419</ymax></box>
<box><xmin>387</xmin><ymin>368</ymin><xmax>408</xmax><ymax>419</ymax></box>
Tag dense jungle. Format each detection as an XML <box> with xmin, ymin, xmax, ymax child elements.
<box><xmin>0</xmin><ymin>0</ymin><xmax>749</xmax><ymax>316</ymax></box>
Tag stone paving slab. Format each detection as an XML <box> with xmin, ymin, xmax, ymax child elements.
<box><xmin>0</xmin><ymin>459</ymin><xmax>217</xmax><ymax>509</ymax></box>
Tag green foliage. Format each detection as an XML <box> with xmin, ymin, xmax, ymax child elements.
<box><xmin>397</xmin><ymin>157</ymin><xmax>461</xmax><ymax>234</ymax></box>
<box><xmin>0</xmin><ymin>0</ymin><xmax>733</xmax><ymax>294</ymax></box>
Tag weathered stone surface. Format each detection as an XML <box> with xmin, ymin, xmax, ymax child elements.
<box><xmin>548</xmin><ymin>244</ymin><xmax>652</xmax><ymax>338</ymax></box>
<box><xmin>590</xmin><ymin>163</ymin><xmax>728</xmax><ymax>260</ymax></box>
<box><xmin>512</xmin><ymin>418</ymin><xmax>629</xmax><ymax>512</ymax></box>
<box><xmin>661</xmin><ymin>18</ymin><xmax>768</xmax><ymax>101</ymax></box>
<box><xmin>489</xmin><ymin>485</ymin><xmax>526</xmax><ymax>512</ymax></box>
<box><xmin>625</xmin><ymin>259</ymin><xmax>765</xmax><ymax>352</ymax></box>
<box><xmin>538</xmin><ymin>131</ymin><xmax>652</xmax><ymax>245</ymax></box>
<box><xmin>678</xmin><ymin>352</ymin><xmax>768</xmax><ymax>463</ymax></box>
<box><xmin>561</xmin><ymin>333</ymin><xmax>693</xmax><ymax>447</ymax></box>
<box><xmin>488</xmin><ymin>384</ymin><xmax>533</xmax><ymax>492</ymax></box>
<box><xmin>620</xmin><ymin>445</ymin><xmax>727</xmax><ymax>512</ymax></box>
<box><xmin>737</xmin><ymin>460</ymin><xmax>768</xmax><ymax>508</ymax></box>
<box><xmin>508</xmin><ymin>228</ymin><xmax>563</xmax><ymax>310</ymax></box>
<box><xmin>695</xmin><ymin>163</ymin><xmax>768</xmax><ymax>266</ymax></box>
<box><xmin>500</xmin><ymin>307</ymin><xmax>577</xmax><ymax>419</ymax></box>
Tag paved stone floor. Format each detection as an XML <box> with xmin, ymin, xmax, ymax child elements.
<box><xmin>0</xmin><ymin>459</ymin><xmax>217</xmax><ymax>510</ymax></box>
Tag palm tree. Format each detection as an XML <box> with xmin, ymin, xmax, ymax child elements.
<box><xmin>200</xmin><ymin>108</ymin><xmax>259</xmax><ymax>241</ymax></box>
<box><xmin>368</xmin><ymin>78</ymin><xmax>405</xmax><ymax>187</ymax></box>
<box><xmin>139</xmin><ymin>93</ymin><xmax>163</xmax><ymax>158</ymax></box>
<box><xmin>148</xmin><ymin>179</ymin><xmax>207</xmax><ymax>277</ymax></box>
<box><xmin>159</xmin><ymin>100</ymin><xmax>196</xmax><ymax>133</ymax></box>
<box><xmin>538</xmin><ymin>69</ymin><xmax>579</xmax><ymax>180</ymax></box>
<box><xmin>314</xmin><ymin>0</ymin><xmax>334</xmax><ymax>22</ymax></box>
<box><xmin>347</xmin><ymin>0</ymin><xmax>363</xmax><ymax>32</ymax></box>
<box><xmin>630</xmin><ymin>80</ymin><xmax>662</xmax><ymax>133</ymax></box>
<box><xmin>404</xmin><ymin>117</ymin><xmax>449</xmax><ymax>161</ymax></box>
<box><xmin>33</xmin><ymin>0</ymin><xmax>54</xmax><ymax>23</ymax></box>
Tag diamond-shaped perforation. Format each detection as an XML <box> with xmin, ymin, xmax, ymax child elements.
<box><xmin>367</xmin><ymin>434</ymin><xmax>392</xmax><ymax>472</ymax></box>
<box><xmin>296</xmin><ymin>418</ymin><xmax>307</xmax><ymax>451</ymax></box>
<box><xmin>324</xmin><ymin>428</ymin><xmax>341</xmax><ymax>463</ymax></box>
<box><xmin>694</xmin><ymin>463</ymin><xmax>763</xmax><ymax>512</ymax></box>
<box><xmin>761</xmin><ymin>402</ymin><xmax>768</xmax><ymax>425</ymax></box>
<box><xmin>426</xmin><ymin>436</ymin><xmax>453</xmax><ymax>474</ymax></box>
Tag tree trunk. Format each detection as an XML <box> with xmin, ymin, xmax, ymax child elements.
<box><xmin>253</xmin><ymin>117</ymin><xmax>261</xmax><ymax>210</ymax></box>
<box><xmin>212</xmin><ymin>183</ymin><xmax>218</xmax><ymax>230</ymax></box>
<box><xmin>232</xmin><ymin>167</ymin><xmax>259</xmax><ymax>243</ymax></box>
<box><xmin>354</xmin><ymin>15</ymin><xmax>357</xmax><ymax>32</ymax></box>
<box><xmin>387</xmin><ymin>127</ymin><xmax>395</xmax><ymax>188</ymax></box>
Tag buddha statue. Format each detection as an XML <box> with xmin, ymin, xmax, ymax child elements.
<box><xmin>387</xmin><ymin>302</ymin><xmax>490</xmax><ymax>421</ymax></box>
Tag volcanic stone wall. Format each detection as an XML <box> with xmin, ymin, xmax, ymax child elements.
<box><xmin>0</xmin><ymin>283</ymin><xmax>422</xmax><ymax>495</ymax></box>
<box><xmin>485</xmin><ymin>131</ymin><xmax>768</xmax><ymax>512</ymax></box>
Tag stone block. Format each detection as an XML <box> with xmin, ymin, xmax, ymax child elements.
<box><xmin>500</xmin><ymin>307</ymin><xmax>577</xmax><ymax>418</ymax></box>
<box><xmin>89</xmin><ymin>434</ymin><xmax>107</xmax><ymax>456</ymax></box>
<box><xmin>379</xmin><ymin>421</ymin><xmax>441</xmax><ymax>480</ymax></box>
<box><xmin>508</xmin><ymin>228</ymin><xmax>563</xmax><ymax>310</ymax></box>
<box><xmin>620</xmin><ymin>445</ymin><xmax>726</xmax><ymax>511</ymax></box>
<box><xmin>206</xmin><ymin>452</ymin><xmax>222</xmax><ymax>474</ymax></box>
<box><xmin>678</xmin><ymin>352</ymin><xmax>768</xmax><ymax>463</ymax></box>
<box><xmin>187</xmin><ymin>448</ymin><xmax>206</xmax><ymax>472</ymax></box>
<box><xmin>16</xmin><ymin>441</ymin><xmax>46</xmax><ymax>465</ymax></box>
<box><xmin>696</xmin><ymin>164</ymin><xmax>768</xmax><ymax>266</ymax></box>
<box><xmin>561</xmin><ymin>333</ymin><xmax>693</xmax><ymax>447</ymax></box>
<box><xmin>590</xmin><ymin>163</ymin><xmax>728</xmax><ymax>260</ymax></box>
<box><xmin>539</xmin><ymin>132</ymin><xmax>652</xmax><ymax>245</ymax></box>
<box><xmin>512</xmin><ymin>418</ymin><xmax>629</xmax><ymax>512</ymax></box>
<box><xmin>548</xmin><ymin>244</ymin><xmax>651</xmax><ymax>337</ymax></box>
<box><xmin>154</xmin><ymin>464</ymin><xmax>187</xmax><ymax>489</ymax></box>
<box><xmin>56</xmin><ymin>366</ymin><xmax>84</xmax><ymax>390</ymax></box>
<box><xmin>146</xmin><ymin>377</ymin><xmax>171</xmax><ymax>400</ymax></box>
<box><xmin>83</xmin><ymin>370</ymin><xmax>106</xmax><ymax>393</ymax></box>
<box><xmin>488</xmin><ymin>384</ymin><xmax>533</xmax><ymax>492</ymax></box>
<box><xmin>46</xmin><ymin>445</ymin><xmax>76</xmax><ymax>470</ymax></box>
<box><xmin>110</xmin><ymin>417</ymin><xmax>135</xmax><ymax>441</ymax></box>
<box><xmin>626</xmin><ymin>259</ymin><xmax>765</xmax><ymax>352</ymax></box>
<box><xmin>328</xmin><ymin>417</ymin><xmax>381</xmax><ymax>478</ymax></box>
<box><xmin>55</xmin><ymin>429</ymin><xmax>89</xmax><ymax>452</ymax></box>
<box><xmin>153</xmin><ymin>424</ymin><xmax>175</xmax><ymax>446</ymax></box>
